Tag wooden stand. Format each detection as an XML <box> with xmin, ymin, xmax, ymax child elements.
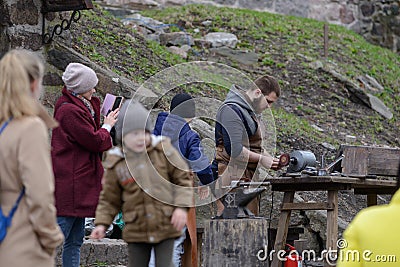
<box><xmin>270</xmin><ymin>189</ymin><xmax>338</xmax><ymax>267</ymax></box>
<box><xmin>268</xmin><ymin>175</ymin><xmax>397</xmax><ymax>267</ymax></box>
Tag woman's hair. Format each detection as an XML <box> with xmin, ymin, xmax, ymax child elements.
<box><xmin>0</xmin><ymin>49</ymin><xmax>44</xmax><ymax>122</ymax></box>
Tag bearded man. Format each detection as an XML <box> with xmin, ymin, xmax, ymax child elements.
<box><xmin>214</xmin><ymin>75</ymin><xmax>281</xmax><ymax>216</ymax></box>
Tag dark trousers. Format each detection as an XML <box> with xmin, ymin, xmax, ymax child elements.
<box><xmin>128</xmin><ymin>238</ymin><xmax>175</xmax><ymax>267</ymax></box>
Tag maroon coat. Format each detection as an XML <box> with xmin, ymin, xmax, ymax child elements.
<box><xmin>51</xmin><ymin>87</ymin><xmax>112</xmax><ymax>217</ymax></box>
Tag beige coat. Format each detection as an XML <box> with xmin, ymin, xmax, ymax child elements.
<box><xmin>0</xmin><ymin>105</ymin><xmax>64</xmax><ymax>267</ymax></box>
<box><xmin>95</xmin><ymin>136</ymin><xmax>193</xmax><ymax>243</ymax></box>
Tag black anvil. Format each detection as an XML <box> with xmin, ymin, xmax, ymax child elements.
<box><xmin>220</xmin><ymin>186</ymin><xmax>266</xmax><ymax>219</ymax></box>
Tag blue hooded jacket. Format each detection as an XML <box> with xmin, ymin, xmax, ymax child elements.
<box><xmin>153</xmin><ymin>112</ymin><xmax>214</xmax><ymax>185</ymax></box>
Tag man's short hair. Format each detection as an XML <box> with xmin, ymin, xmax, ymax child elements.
<box><xmin>254</xmin><ymin>75</ymin><xmax>281</xmax><ymax>97</ymax></box>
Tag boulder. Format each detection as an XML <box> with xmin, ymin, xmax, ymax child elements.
<box><xmin>204</xmin><ymin>32</ymin><xmax>238</xmax><ymax>48</ymax></box>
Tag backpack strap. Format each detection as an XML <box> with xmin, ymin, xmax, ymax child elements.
<box><xmin>0</xmin><ymin>117</ymin><xmax>12</xmax><ymax>135</ymax></box>
<box><xmin>6</xmin><ymin>187</ymin><xmax>25</xmax><ymax>221</ymax></box>
<box><xmin>0</xmin><ymin>117</ymin><xmax>25</xmax><ymax>220</ymax></box>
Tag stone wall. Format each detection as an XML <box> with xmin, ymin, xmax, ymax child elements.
<box><xmin>200</xmin><ymin>0</ymin><xmax>400</xmax><ymax>52</ymax></box>
<box><xmin>358</xmin><ymin>0</ymin><xmax>400</xmax><ymax>52</ymax></box>
<box><xmin>0</xmin><ymin>0</ymin><xmax>43</xmax><ymax>56</ymax></box>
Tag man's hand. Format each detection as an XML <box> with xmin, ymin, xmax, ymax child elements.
<box><xmin>171</xmin><ymin>208</ymin><xmax>188</xmax><ymax>231</ymax></box>
<box><xmin>90</xmin><ymin>225</ymin><xmax>106</xmax><ymax>240</ymax></box>
<box><xmin>260</xmin><ymin>154</ymin><xmax>280</xmax><ymax>170</ymax></box>
<box><xmin>270</xmin><ymin>157</ymin><xmax>281</xmax><ymax>170</ymax></box>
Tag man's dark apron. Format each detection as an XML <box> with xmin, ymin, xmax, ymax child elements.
<box><xmin>215</xmin><ymin>113</ymin><xmax>262</xmax><ymax>215</ymax></box>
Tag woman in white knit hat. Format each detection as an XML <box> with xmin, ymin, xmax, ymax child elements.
<box><xmin>51</xmin><ymin>63</ymin><xmax>119</xmax><ymax>267</ymax></box>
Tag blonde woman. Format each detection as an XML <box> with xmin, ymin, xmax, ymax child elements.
<box><xmin>0</xmin><ymin>49</ymin><xmax>64</xmax><ymax>267</ymax></box>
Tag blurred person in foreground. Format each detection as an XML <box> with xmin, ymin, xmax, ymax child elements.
<box><xmin>337</xmin><ymin>164</ymin><xmax>400</xmax><ymax>267</ymax></box>
<box><xmin>91</xmin><ymin>101</ymin><xmax>193</xmax><ymax>267</ymax></box>
<box><xmin>0</xmin><ymin>49</ymin><xmax>64</xmax><ymax>267</ymax></box>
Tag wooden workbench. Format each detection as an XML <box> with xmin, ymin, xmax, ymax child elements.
<box><xmin>267</xmin><ymin>175</ymin><xmax>397</xmax><ymax>267</ymax></box>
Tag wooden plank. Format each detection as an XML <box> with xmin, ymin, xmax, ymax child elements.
<box><xmin>268</xmin><ymin>176</ymin><xmax>337</xmax><ymax>183</ymax></box>
<box><xmin>271</xmin><ymin>183</ymin><xmax>352</xmax><ymax>192</ymax></box>
<box><xmin>368</xmin><ymin>149</ymin><xmax>400</xmax><ymax>176</ymax></box>
<box><xmin>269</xmin><ymin>176</ymin><xmax>363</xmax><ymax>184</ymax></box>
<box><xmin>354</xmin><ymin>187</ymin><xmax>398</xmax><ymax>195</ymax></box>
<box><xmin>342</xmin><ymin>146</ymin><xmax>368</xmax><ymax>176</ymax></box>
<box><xmin>352</xmin><ymin>178</ymin><xmax>397</xmax><ymax>187</ymax></box>
<box><xmin>326</xmin><ymin>190</ymin><xmax>338</xmax><ymax>267</ymax></box>
<box><xmin>281</xmin><ymin>202</ymin><xmax>334</xmax><ymax>211</ymax></box>
<box><xmin>367</xmin><ymin>194</ymin><xmax>377</xmax><ymax>206</ymax></box>
<box><xmin>340</xmin><ymin>145</ymin><xmax>400</xmax><ymax>177</ymax></box>
<box><xmin>271</xmin><ymin>191</ymin><xmax>295</xmax><ymax>267</ymax></box>
<box><xmin>268</xmin><ymin>176</ymin><xmax>396</xmax><ymax>192</ymax></box>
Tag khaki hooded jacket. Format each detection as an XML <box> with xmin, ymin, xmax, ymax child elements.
<box><xmin>95</xmin><ymin>135</ymin><xmax>193</xmax><ymax>243</ymax></box>
<box><xmin>0</xmin><ymin>104</ymin><xmax>64</xmax><ymax>267</ymax></box>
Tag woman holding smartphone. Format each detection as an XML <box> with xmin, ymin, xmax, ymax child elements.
<box><xmin>51</xmin><ymin>63</ymin><xmax>119</xmax><ymax>267</ymax></box>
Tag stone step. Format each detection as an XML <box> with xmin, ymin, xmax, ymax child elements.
<box><xmin>56</xmin><ymin>238</ymin><xmax>128</xmax><ymax>267</ymax></box>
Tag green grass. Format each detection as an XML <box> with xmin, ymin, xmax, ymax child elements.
<box><xmin>141</xmin><ymin>4</ymin><xmax>400</xmax><ymax>100</ymax></box>
<box><xmin>68</xmin><ymin>4</ymin><xmax>400</xmax><ymax>149</ymax></box>
<box><xmin>140</xmin><ymin>4</ymin><xmax>400</xmax><ymax>146</ymax></box>
<box><xmin>76</xmin><ymin>6</ymin><xmax>185</xmax><ymax>82</ymax></box>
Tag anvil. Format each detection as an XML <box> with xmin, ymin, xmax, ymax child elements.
<box><xmin>219</xmin><ymin>185</ymin><xmax>266</xmax><ymax>219</ymax></box>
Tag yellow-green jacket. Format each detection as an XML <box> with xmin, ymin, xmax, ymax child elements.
<box><xmin>94</xmin><ymin>135</ymin><xmax>193</xmax><ymax>243</ymax></box>
<box><xmin>337</xmin><ymin>189</ymin><xmax>400</xmax><ymax>267</ymax></box>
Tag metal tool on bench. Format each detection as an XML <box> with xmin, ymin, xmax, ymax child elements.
<box><xmin>286</xmin><ymin>150</ymin><xmax>317</xmax><ymax>173</ymax></box>
<box><xmin>216</xmin><ymin>151</ymin><xmax>345</xmax><ymax>219</ymax></box>
<box><xmin>280</xmin><ymin>150</ymin><xmax>344</xmax><ymax>176</ymax></box>
<box><xmin>316</xmin><ymin>154</ymin><xmax>344</xmax><ymax>176</ymax></box>
<box><xmin>219</xmin><ymin>180</ymin><xmax>269</xmax><ymax>219</ymax></box>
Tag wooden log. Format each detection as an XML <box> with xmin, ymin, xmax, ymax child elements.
<box><xmin>202</xmin><ymin>219</ymin><xmax>270</xmax><ymax>267</ymax></box>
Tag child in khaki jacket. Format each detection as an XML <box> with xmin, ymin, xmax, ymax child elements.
<box><xmin>91</xmin><ymin>101</ymin><xmax>193</xmax><ymax>267</ymax></box>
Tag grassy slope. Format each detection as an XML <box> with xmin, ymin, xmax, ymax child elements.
<box><xmin>140</xmin><ymin>4</ymin><xmax>400</xmax><ymax>155</ymax></box>
<box><xmin>68</xmin><ymin>4</ymin><xmax>400</xmax><ymax>161</ymax></box>
<box><xmin>142</xmin><ymin>4</ymin><xmax>400</xmax><ymax>95</ymax></box>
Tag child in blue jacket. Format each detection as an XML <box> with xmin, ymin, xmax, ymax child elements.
<box><xmin>153</xmin><ymin>93</ymin><xmax>214</xmax><ymax>186</ymax></box>
<box><xmin>151</xmin><ymin>93</ymin><xmax>214</xmax><ymax>267</ymax></box>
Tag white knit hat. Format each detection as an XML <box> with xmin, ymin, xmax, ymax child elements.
<box><xmin>62</xmin><ymin>63</ymin><xmax>98</xmax><ymax>94</ymax></box>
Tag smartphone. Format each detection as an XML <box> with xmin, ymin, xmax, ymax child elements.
<box><xmin>101</xmin><ymin>94</ymin><xmax>124</xmax><ymax>116</ymax></box>
<box><xmin>112</xmin><ymin>96</ymin><xmax>123</xmax><ymax>111</ymax></box>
